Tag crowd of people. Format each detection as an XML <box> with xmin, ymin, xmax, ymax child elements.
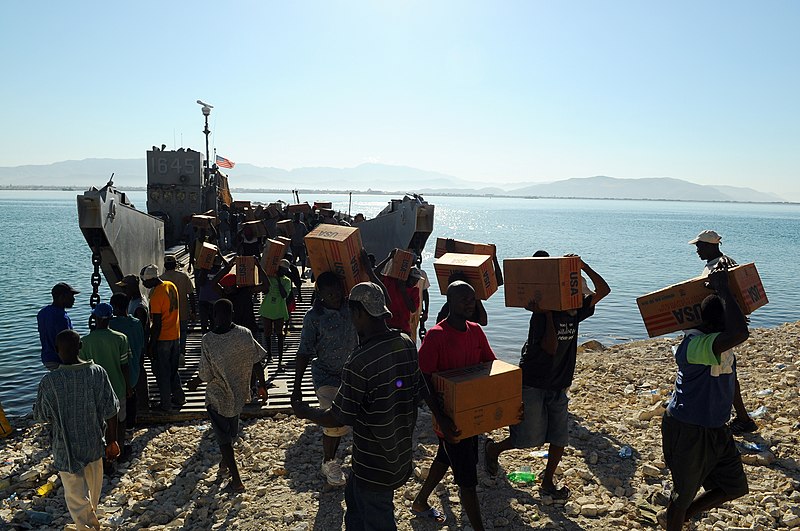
<box><xmin>33</xmin><ymin>227</ymin><xmax>755</xmax><ymax>530</ymax></box>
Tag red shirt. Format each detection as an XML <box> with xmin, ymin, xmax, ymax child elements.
<box><xmin>418</xmin><ymin>320</ymin><xmax>496</xmax><ymax>374</ymax></box>
<box><xmin>383</xmin><ymin>276</ymin><xmax>420</xmax><ymax>336</ymax></box>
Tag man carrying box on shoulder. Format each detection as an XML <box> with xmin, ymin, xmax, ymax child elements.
<box><xmin>485</xmin><ymin>251</ymin><xmax>609</xmax><ymax>500</ymax></box>
<box><xmin>659</xmin><ymin>267</ymin><xmax>750</xmax><ymax>530</ymax></box>
<box><xmin>412</xmin><ymin>281</ymin><xmax>496</xmax><ymax>529</ymax></box>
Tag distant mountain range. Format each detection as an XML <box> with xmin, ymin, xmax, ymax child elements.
<box><xmin>0</xmin><ymin>158</ymin><xmax>785</xmax><ymax>203</ymax></box>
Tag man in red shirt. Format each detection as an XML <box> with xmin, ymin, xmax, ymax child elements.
<box><xmin>375</xmin><ymin>251</ymin><xmax>420</xmax><ymax>337</ymax></box>
<box><xmin>412</xmin><ymin>281</ymin><xmax>495</xmax><ymax>530</ymax></box>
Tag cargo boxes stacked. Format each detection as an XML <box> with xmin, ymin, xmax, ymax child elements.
<box><xmin>637</xmin><ymin>263</ymin><xmax>768</xmax><ymax>337</ymax></box>
<box><xmin>261</xmin><ymin>239</ymin><xmax>288</xmax><ymax>275</ymax></box>
<box><xmin>432</xmin><ymin>238</ymin><xmax>499</xmax><ymax>300</ymax></box>
<box><xmin>503</xmin><ymin>256</ymin><xmax>583</xmax><ymax>310</ymax></box>
<box><xmin>432</xmin><ymin>360</ymin><xmax>522</xmax><ymax>441</ymax></box>
<box><xmin>382</xmin><ymin>249</ymin><xmax>415</xmax><ymax>281</ymax></box>
<box><xmin>304</xmin><ymin>224</ymin><xmax>369</xmax><ymax>291</ymax></box>
<box><xmin>235</xmin><ymin>256</ymin><xmax>259</xmax><ymax>287</ymax></box>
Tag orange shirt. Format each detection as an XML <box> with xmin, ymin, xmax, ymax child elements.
<box><xmin>150</xmin><ymin>281</ymin><xmax>180</xmax><ymax>341</ymax></box>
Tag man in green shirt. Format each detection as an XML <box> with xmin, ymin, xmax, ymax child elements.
<box><xmin>80</xmin><ymin>303</ymin><xmax>132</xmax><ymax>463</ymax></box>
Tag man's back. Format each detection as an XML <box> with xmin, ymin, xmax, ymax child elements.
<box><xmin>149</xmin><ymin>281</ymin><xmax>180</xmax><ymax>340</ymax></box>
<box><xmin>80</xmin><ymin>329</ymin><xmax>129</xmax><ymax>401</ymax></box>
<box><xmin>33</xmin><ymin>362</ymin><xmax>119</xmax><ymax>473</ymax></box>
<box><xmin>37</xmin><ymin>304</ymin><xmax>72</xmax><ymax>365</ymax></box>
<box><xmin>161</xmin><ymin>270</ymin><xmax>194</xmax><ymax>321</ymax></box>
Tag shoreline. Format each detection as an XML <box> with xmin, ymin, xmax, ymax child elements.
<box><xmin>2</xmin><ymin>322</ymin><xmax>798</xmax><ymax>529</ymax></box>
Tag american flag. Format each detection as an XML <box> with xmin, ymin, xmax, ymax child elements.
<box><xmin>216</xmin><ymin>154</ymin><xmax>235</xmax><ymax>169</ymax></box>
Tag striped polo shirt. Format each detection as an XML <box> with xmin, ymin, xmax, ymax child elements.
<box><xmin>331</xmin><ymin>329</ymin><xmax>428</xmax><ymax>490</ymax></box>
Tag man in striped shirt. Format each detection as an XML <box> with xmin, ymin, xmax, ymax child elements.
<box><xmin>292</xmin><ymin>281</ymin><xmax>427</xmax><ymax>530</ymax></box>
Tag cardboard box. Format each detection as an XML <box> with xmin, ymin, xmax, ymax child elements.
<box><xmin>434</xmin><ymin>238</ymin><xmax>496</xmax><ymax>259</ymax></box>
<box><xmin>265</xmin><ymin>203</ymin><xmax>282</xmax><ymax>218</ymax></box>
<box><xmin>381</xmin><ymin>249</ymin><xmax>415</xmax><ymax>281</ymax></box>
<box><xmin>431</xmin><ymin>360</ymin><xmax>522</xmax><ymax>441</ymax></box>
<box><xmin>433</xmin><ymin>253</ymin><xmax>498</xmax><ymax>300</ymax></box>
<box><xmin>196</xmin><ymin>242</ymin><xmax>217</xmax><ymax>270</ymax></box>
<box><xmin>637</xmin><ymin>263</ymin><xmax>768</xmax><ymax>337</ymax></box>
<box><xmin>191</xmin><ymin>214</ymin><xmax>218</xmax><ymax>229</ymax></box>
<box><xmin>416</xmin><ymin>206</ymin><xmax>434</xmax><ymax>233</ymax></box>
<box><xmin>276</xmin><ymin>236</ymin><xmax>292</xmax><ymax>248</ymax></box>
<box><xmin>313</xmin><ymin>201</ymin><xmax>332</xmax><ymax>210</ymax></box>
<box><xmin>277</xmin><ymin>219</ymin><xmax>294</xmax><ymax>237</ymax></box>
<box><xmin>287</xmin><ymin>202</ymin><xmax>312</xmax><ymax>215</ymax></box>
<box><xmin>304</xmin><ymin>224</ymin><xmax>369</xmax><ymax>291</ymax></box>
<box><xmin>232</xmin><ymin>200</ymin><xmax>251</xmax><ymax>210</ymax></box>
<box><xmin>319</xmin><ymin>208</ymin><xmax>335</xmax><ymax>218</ymax></box>
<box><xmin>261</xmin><ymin>239</ymin><xmax>287</xmax><ymax>275</ymax></box>
<box><xmin>235</xmin><ymin>256</ymin><xmax>260</xmax><ymax>287</ymax></box>
<box><xmin>241</xmin><ymin>220</ymin><xmax>268</xmax><ymax>238</ymax></box>
<box><xmin>502</xmin><ymin>256</ymin><xmax>583</xmax><ymax>310</ymax></box>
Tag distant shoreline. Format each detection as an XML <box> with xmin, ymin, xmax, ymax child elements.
<box><xmin>1</xmin><ymin>184</ymin><xmax>798</xmax><ymax>206</ymax></box>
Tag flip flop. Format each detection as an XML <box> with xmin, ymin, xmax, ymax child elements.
<box><xmin>410</xmin><ymin>506</ymin><xmax>446</xmax><ymax>524</ymax></box>
<box><xmin>540</xmin><ymin>484</ymin><xmax>570</xmax><ymax>500</ymax></box>
<box><xmin>484</xmin><ymin>437</ymin><xmax>499</xmax><ymax>477</ymax></box>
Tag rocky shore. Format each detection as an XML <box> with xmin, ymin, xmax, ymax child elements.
<box><xmin>1</xmin><ymin>322</ymin><xmax>799</xmax><ymax>530</ymax></box>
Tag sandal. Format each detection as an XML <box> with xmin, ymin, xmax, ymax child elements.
<box><xmin>410</xmin><ymin>506</ymin><xmax>446</xmax><ymax>524</ymax></box>
<box><xmin>540</xmin><ymin>484</ymin><xmax>570</xmax><ymax>500</ymax></box>
<box><xmin>484</xmin><ymin>438</ymin><xmax>499</xmax><ymax>477</ymax></box>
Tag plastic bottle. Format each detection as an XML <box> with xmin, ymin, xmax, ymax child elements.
<box><xmin>36</xmin><ymin>480</ymin><xmax>55</xmax><ymax>496</ymax></box>
<box><xmin>507</xmin><ymin>466</ymin><xmax>536</xmax><ymax>484</ymax></box>
<box><xmin>749</xmin><ymin>405</ymin><xmax>768</xmax><ymax>419</ymax></box>
<box><xmin>618</xmin><ymin>446</ymin><xmax>633</xmax><ymax>459</ymax></box>
<box><xmin>755</xmin><ymin>389</ymin><xmax>773</xmax><ymax>397</ymax></box>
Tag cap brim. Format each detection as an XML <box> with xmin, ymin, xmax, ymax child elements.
<box><xmin>688</xmin><ymin>238</ymin><xmax>700</xmax><ymax>244</ymax></box>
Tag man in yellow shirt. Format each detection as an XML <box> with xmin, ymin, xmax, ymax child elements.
<box><xmin>141</xmin><ymin>264</ymin><xmax>184</xmax><ymax>414</ymax></box>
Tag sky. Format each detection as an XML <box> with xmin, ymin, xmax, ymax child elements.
<box><xmin>2</xmin><ymin>1</ymin><xmax>799</xmax><ymax>199</ymax></box>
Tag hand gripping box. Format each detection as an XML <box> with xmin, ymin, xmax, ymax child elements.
<box><xmin>433</xmin><ymin>253</ymin><xmax>498</xmax><ymax>300</ymax></box>
<box><xmin>502</xmin><ymin>256</ymin><xmax>583</xmax><ymax>310</ymax></box>
<box><xmin>381</xmin><ymin>249</ymin><xmax>415</xmax><ymax>281</ymax></box>
<box><xmin>432</xmin><ymin>360</ymin><xmax>522</xmax><ymax>441</ymax></box>
<box><xmin>261</xmin><ymin>238</ymin><xmax>287</xmax><ymax>275</ymax></box>
<box><xmin>235</xmin><ymin>256</ymin><xmax>260</xmax><ymax>287</ymax></box>
<box><xmin>434</xmin><ymin>238</ymin><xmax>496</xmax><ymax>259</ymax></box>
<box><xmin>637</xmin><ymin>263</ymin><xmax>768</xmax><ymax>337</ymax></box>
<box><xmin>304</xmin><ymin>224</ymin><xmax>369</xmax><ymax>292</ymax></box>
<box><xmin>196</xmin><ymin>242</ymin><xmax>218</xmax><ymax>270</ymax></box>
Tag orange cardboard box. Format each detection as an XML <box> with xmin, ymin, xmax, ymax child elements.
<box><xmin>276</xmin><ymin>236</ymin><xmax>292</xmax><ymax>248</ymax></box>
<box><xmin>431</xmin><ymin>360</ymin><xmax>522</xmax><ymax>441</ymax></box>
<box><xmin>313</xmin><ymin>201</ymin><xmax>333</xmax><ymax>210</ymax></box>
<box><xmin>433</xmin><ymin>253</ymin><xmax>498</xmax><ymax>300</ymax></box>
<box><xmin>637</xmin><ymin>263</ymin><xmax>768</xmax><ymax>337</ymax></box>
<box><xmin>434</xmin><ymin>238</ymin><xmax>496</xmax><ymax>259</ymax></box>
<box><xmin>235</xmin><ymin>256</ymin><xmax>260</xmax><ymax>287</ymax></box>
<box><xmin>381</xmin><ymin>249</ymin><xmax>415</xmax><ymax>281</ymax></box>
<box><xmin>196</xmin><ymin>242</ymin><xmax>218</xmax><ymax>270</ymax></box>
<box><xmin>304</xmin><ymin>224</ymin><xmax>369</xmax><ymax>292</ymax></box>
<box><xmin>502</xmin><ymin>256</ymin><xmax>583</xmax><ymax>310</ymax></box>
<box><xmin>191</xmin><ymin>214</ymin><xmax>218</xmax><ymax>229</ymax></box>
<box><xmin>241</xmin><ymin>220</ymin><xmax>268</xmax><ymax>238</ymax></box>
<box><xmin>287</xmin><ymin>202</ymin><xmax>312</xmax><ymax>215</ymax></box>
<box><xmin>232</xmin><ymin>200</ymin><xmax>251</xmax><ymax>210</ymax></box>
<box><xmin>261</xmin><ymin>239</ymin><xmax>287</xmax><ymax>275</ymax></box>
<box><xmin>277</xmin><ymin>219</ymin><xmax>294</xmax><ymax>237</ymax></box>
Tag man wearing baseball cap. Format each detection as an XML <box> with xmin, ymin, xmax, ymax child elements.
<box><xmin>689</xmin><ymin>230</ymin><xmax>756</xmax><ymax>435</ymax></box>
<box><xmin>141</xmin><ymin>264</ymin><xmax>184</xmax><ymax>413</ymax></box>
<box><xmin>293</xmin><ymin>280</ymin><xmax>427</xmax><ymax>529</ymax></box>
<box><xmin>37</xmin><ymin>283</ymin><xmax>80</xmax><ymax>370</ymax></box>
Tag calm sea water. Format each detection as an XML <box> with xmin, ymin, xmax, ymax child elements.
<box><xmin>1</xmin><ymin>190</ymin><xmax>799</xmax><ymax>416</ymax></box>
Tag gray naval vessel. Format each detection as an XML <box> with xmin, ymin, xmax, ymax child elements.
<box><xmin>76</xmin><ymin>105</ymin><xmax>434</xmax><ymax>301</ymax></box>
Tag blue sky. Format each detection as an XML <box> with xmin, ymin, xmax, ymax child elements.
<box><xmin>2</xmin><ymin>1</ymin><xmax>799</xmax><ymax>199</ymax></box>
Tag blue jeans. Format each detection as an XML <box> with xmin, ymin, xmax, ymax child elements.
<box><xmin>344</xmin><ymin>476</ymin><xmax>396</xmax><ymax>531</ymax></box>
<box><xmin>154</xmin><ymin>340</ymin><xmax>183</xmax><ymax>410</ymax></box>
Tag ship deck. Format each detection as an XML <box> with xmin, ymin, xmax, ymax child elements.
<box><xmin>137</xmin><ymin>280</ymin><xmax>318</xmax><ymax>423</ymax></box>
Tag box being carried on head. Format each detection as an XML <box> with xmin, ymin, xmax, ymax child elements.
<box><xmin>287</xmin><ymin>202</ymin><xmax>312</xmax><ymax>215</ymax></box>
<box><xmin>241</xmin><ymin>220</ymin><xmax>268</xmax><ymax>238</ymax></box>
<box><xmin>277</xmin><ymin>219</ymin><xmax>294</xmax><ymax>237</ymax></box>
<box><xmin>434</xmin><ymin>238</ymin><xmax>496</xmax><ymax>259</ymax></box>
<box><xmin>261</xmin><ymin>239</ymin><xmax>287</xmax><ymax>275</ymax></box>
<box><xmin>433</xmin><ymin>253</ymin><xmax>498</xmax><ymax>300</ymax></box>
<box><xmin>381</xmin><ymin>249</ymin><xmax>415</xmax><ymax>281</ymax></box>
<box><xmin>235</xmin><ymin>256</ymin><xmax>260</xmax><ymax>287</ymax></box>
<box><xmin>304</xmin><ymin>224</ymin><xmax>369</xmax><ymax>292</ymax></box>
<box><xmin>636</xmin><ymin>263</ymin><xmax>767</xmax><ymax>337</ymax></box>
<box><xmin>196</xmin><ymin>242</ymin><xmax>218</xmax><ymax>270</ymax></box>
<box><xmin>503</xmin><ymin>256</ymin><xmax>583</xmax><ymax>310</ymax></box>
<box><xmin>431</xmin><ymin>360</ymin><xmax>522</xmax><ymax>441</ymax></box>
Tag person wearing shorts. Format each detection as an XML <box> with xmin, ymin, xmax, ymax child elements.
<box><xmin>413</xmin><ymin>281</ymin><xmax>496</xmax><ymax>529</ymax></box>
<box><xmin>485</xmin><ymin>252</ymin><xmax>609</xmax><ymax>501</ymax></box>
<box><xmin>292</xmin><ymin>272</ymin><xmax>358</xmax><ymax>487</ymax></box>
<box><xmin>188</xmin><ymin>299</ymin><xmax>267</xmax><ymax>493</ymax></box>
<box><xmin>660</xmin><ymin>269</ymin><xmax>750</xmax><ymax>530</ymax></box>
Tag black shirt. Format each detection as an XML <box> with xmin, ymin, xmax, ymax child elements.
<box><xmin>519</xmin><ymin>295</ymin><xmax>594</xmax><ymax>390</ymax></box>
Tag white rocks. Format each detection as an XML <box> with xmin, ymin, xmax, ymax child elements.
<box><xmin>641</xmin><ymin>464</ymin><xmax>661</xmax><ymax>478</ymax></box>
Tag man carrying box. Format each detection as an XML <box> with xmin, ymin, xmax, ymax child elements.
<box><xmin>412</xmin><ymin>281</ymin><xmax>496</xmax><ymax>529</ymax></box>
<box><xmin>485</xmin><ymin>251</ymin><xmax>609</xmax><ymax>500</ymax></box>
<box><xmin>689</xmin><ymin>229</ymin><xmax>756</xmax><ymax>435</ymax></box>
<box><xmin>659</xmin><ymin>268</ymin><xmax>750</xmax><ymax>531</ymax></box>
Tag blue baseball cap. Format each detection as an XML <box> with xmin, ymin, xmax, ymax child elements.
<box><xmin>91</xmin><ymin>303</ymin><xmax>114</xmax><ymax>319</ymax></box>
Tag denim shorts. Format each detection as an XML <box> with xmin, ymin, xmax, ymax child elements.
<box><xmin>509</xmin><ymin>386</ymin><xmax>569</xmax><ymax>448</ymax></box>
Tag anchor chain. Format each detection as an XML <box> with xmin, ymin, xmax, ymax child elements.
<box><xmin>88</xmin><ymin>234</ymin><xmax>102</xmax><ymax>330</ymax></box>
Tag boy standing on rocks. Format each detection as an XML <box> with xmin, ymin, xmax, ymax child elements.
<box><xmin>660</xmin><ymin>268</ymin><xmax>750</xmax><ymax>530</ymax></box>
<box><xmin>292</xmin><ymin>281</ymin><xmax>427</xmax><ymax>530</ymax></box>
<box><xmin>485</xmin><ymin>252</ymin><xmax>609</xmax><ymax>501</ymax></box>
<box><xmin>34</xmin><ymin>329</ymin><xmax>120</xmax><ymax>530</ymax></box>
<box><xmin>188</xmin><ymin>298</ymin><xmax>267</xmax><ymax>493</ymax></box>
<box><xmin>689</xmin><ymin>229</ymin><xmax>757</xmax><ymax>435</ymax></box>
<box><xmin>292</xmin><ymin>271</ymin><xmax>359</xmax><ymax>487</ymax></box>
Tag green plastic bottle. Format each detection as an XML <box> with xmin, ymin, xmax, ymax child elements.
<box><xmin>507</xmin><ymin>465</ymin><xmax>536</xmax><ymax>484</ymax></box>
